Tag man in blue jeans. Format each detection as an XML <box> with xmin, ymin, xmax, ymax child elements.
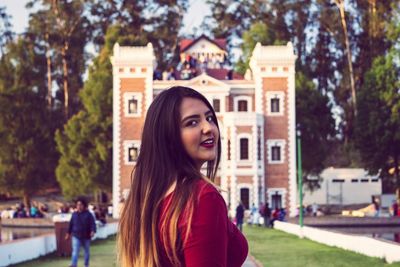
<box><xmin>66</xmin><ymin>197</ymin><xmax>96</xmax><ymax>267</ymax></box>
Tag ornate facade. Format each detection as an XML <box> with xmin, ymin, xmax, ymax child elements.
<box><xmin>111</xmin><ymin>36</ymin><xmax>297</xmax><ymax>217</ymax></box>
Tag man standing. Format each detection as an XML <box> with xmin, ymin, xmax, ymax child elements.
<box><xmin>66</xmin><ymin>197</ymin><xmax>96</xmax><ymax>267</ymax></box>
<box><xmin>263</xmin><ymin>202</ymin><xmax>271</xmax><ymax>228</ymax></box>
<box><xmin>235</xmin><ymin>201</ymin><xmax>245</xmax><ymax>232</ymax></box>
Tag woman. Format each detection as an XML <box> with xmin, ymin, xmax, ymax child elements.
<box><xmin>118</xmin><ymin>86</ymin><xmax>248</xmax><ymax>267</ymax></box>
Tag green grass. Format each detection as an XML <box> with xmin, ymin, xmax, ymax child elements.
<box><xmin>244</xmin><ymin>225</ymin><xmax>400</xmax><ymax>267</ymax></box>
<box><xmin>13</xmin><ymin>236</ymin><xmax>117</xmax><ymax>267</ymax></box>
<box><xmin>12</xmin><ymin>228</ymin><xmax>400</xmax><ymax>267</ymax></box>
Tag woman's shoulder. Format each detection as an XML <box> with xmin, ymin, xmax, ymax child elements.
<box><xmin>195</xmin><ymin>178</ymin><xmax>221</xmax><ymax>196</ymax></box>
<box><xmin>194</xmin><ymin>179</ymin><xmax>226</xmax><ymax>209</ymax></box>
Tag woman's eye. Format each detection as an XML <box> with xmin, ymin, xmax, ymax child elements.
<box><xmin>207</xmin><ymin>116</ymin><xmax>215</xmax><ymax>123</ymax></box>
<box><xmin>186</xmin><ymin>120</ymin><xmax>198</xmax><ymax>127</ymax></box>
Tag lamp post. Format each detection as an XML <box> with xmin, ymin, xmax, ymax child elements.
<box><xmin>297</xmin><ymin>128</ymin><xmax>304</xmax><ymax>228</ymax></box>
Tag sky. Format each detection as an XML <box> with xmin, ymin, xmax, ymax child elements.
<box><xmin>1</xmin><ymin>0</ymin><xmax>211</xmax><ymax>35</ymax></box>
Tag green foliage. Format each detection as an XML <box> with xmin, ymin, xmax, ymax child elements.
<box><xmin>233</xmin><ymin>17</ymin><xmax>336</xmax><ymax>188</ymax></box>
<box><xmin>235</xmin><ymin>22</ymin><xmax>283</xmax><ymax>75</ymax></box>
<box><xmin>54</xmin><ymin>26</ymin><xmax>119</xmax><ymax>199</ymax></box>
<box><xmin>355</xmin><ymin>51</ymin><xmax>400</xmax><ymax>192</ymax></box>
<box><xmin>0</xmin><ymin>37</ymin><xmax>58</xmax><ymax>205</ymax></box>
<box><xmin>296</xmin><ymin>72</ymin><xmax>336</xmax><ymax>190</ymax></box>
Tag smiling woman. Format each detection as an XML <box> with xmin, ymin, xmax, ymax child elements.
<box><xmin>118</xmin><ymin>86</ymin><xmax>248</xmax><ymax>267</ymax></box>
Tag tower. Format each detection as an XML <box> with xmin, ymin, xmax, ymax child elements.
<box><xmin>110</xmin><ymin>43</ymin><xmax>155</xmax><ymax>217</ymax></box>
<box><xmin>250</xmin><ymin>42</ymin><xmax>297</xmax><ymax>216</ymax></box>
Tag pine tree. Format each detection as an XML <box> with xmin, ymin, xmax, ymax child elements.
<box><xmin>296</xmin><ymin>72</ymin><xmax>335</xmax><ymax>190</ymax></box>
<box><xmin>0</xmin><ymin>37</ymin><xmax>58</xmax><ymax>208</ymax></box>
<box><xmin>355</xmin><ymin>50</ymin><xmax>400</xmax><ymax>193</ymax></box>
<box><xmin>55</xmin><ymin>26</ymin><xmax>118</xmax><ymax>199</ymax></box>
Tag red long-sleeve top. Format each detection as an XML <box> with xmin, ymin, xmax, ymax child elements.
<box><xmin>159</xmin><ymin>179</ymin><xmax>248</xmax><ymax>267</ymax></box>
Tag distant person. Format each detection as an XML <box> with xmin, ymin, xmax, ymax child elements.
<box><xmin>236</xmin><ymin>201</ymin><xmax>245</xmax><ymax>232</ymax></box>
<box><xmin>312</xmin><ymin>202</ymin><xmax>318</xmax><ymax>217</ymax></box>
<box><xmin>278</xmin><ymin>208</ymin><xmax>286</xmax><ymax>221</ymax></box>
<box><xmin>373</xmin><ymin>199</ymin><xmax>380</xmax><ymax>217</ymax></box>
<box><xmin>270</xmin><ymin>208</ymin><xmax>280</xmax><ymax>228</ymax></box>
<box><xmin>262</xmin><ymin>202</ymin><xmax>271</xmax><ymax>228</ymax></box>
<box><xmin>107</xmin><ymin>205</ymin><xmax>113</xmax><ymax>217</ymax></box>
<box><xmin>30</xmin><ymin>205</ymin><xmax>38</xmax><ymax>218</ymax></box>
<box><xmin>392</xmin><ymin>201</ymin><xmax>399</xmax><ymax>217</ymax></box>
<box><xmin>250</xmin><ymin>203</ymin><xmax>259</xmax><ymax>225</ymax></box>
<box><xmin>66</xmin><ymin>197</ymin><xmax>96</xmax><ymax>267</ymax></box>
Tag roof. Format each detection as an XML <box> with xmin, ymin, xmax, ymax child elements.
<box><xmin>180</xmin><ymin>34</ymin><xmax>227</xmax><ymax>53</ymax></box>
<box><xmin>321</xmin><ymin>168</ymin><xmax>379</xmax><ymax>179</ymax></box>
<box><xmin>205</xmin><ymin>68</ymin><xmax>244</xmax><ymax>80</ymax></box>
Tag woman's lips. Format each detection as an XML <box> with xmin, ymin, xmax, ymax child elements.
<box><xmin>200</xmin><ymin>138</ymin><xmax>214</xmax><ymax>148</ymax></box>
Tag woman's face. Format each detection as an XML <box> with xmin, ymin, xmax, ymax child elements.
<box><xmin>180</xmin><ymin>97</ymin><xmax>219</xmax><ymax>170</ymax></box>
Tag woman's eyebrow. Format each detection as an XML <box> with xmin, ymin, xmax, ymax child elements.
<box><xmin>205</xmin><ymin>110</ymin><xmax>213</xmax><ymax>116</ymax></box>
<box><xmin>181</xmin><ymin>110</ymin><xmax>212</xmax><ymax>123</ymax></box>
<box><xmin>181</xmin><ymin>114</ymin><xmax>200</xmax><ymax>123</ymax></box>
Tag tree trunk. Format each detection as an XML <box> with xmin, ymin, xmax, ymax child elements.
<box><xmin>61</xmin><ymin>42</ymin><xmax>69</xmax><ymax>119</ymax></box>
<box><xmin>45</xmin><ymin>32</ymin><xmax>52</xmax><ymax>108</ymax></box>
<box><xmin>335</xmin><ymin>0</ymin><xmax>357</xmax><ymax>117</ymax></box>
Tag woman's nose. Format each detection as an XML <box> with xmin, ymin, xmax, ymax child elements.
<box><xmin>201</xmin><ymin>120</ymin><xmax>212</xmax><ymax>134</ymax></box>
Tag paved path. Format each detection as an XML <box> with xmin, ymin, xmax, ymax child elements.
<box><xmin>243</xmin><ymin>256</ymin><xmax>258</xmax><ymax>267</ymax></box>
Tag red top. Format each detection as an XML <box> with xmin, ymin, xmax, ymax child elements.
<box><xmin>159</xmin><ymin>179</ymin><xmax>248</xmax><ymax>267</ymax></box>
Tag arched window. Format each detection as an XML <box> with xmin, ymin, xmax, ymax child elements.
<box><xmin>240</xmin><ymin>138</ymin><xmax>249</xmax><ymax>160</ymax></box>
<box><xmin>240</xmin><ymin>188</ymin><xmax>250</xmax><ymax>209</ymax></box>
<box><xmin>238</xmin><ymin>100</ymin><xmax>248</xmax><ymax>112</ymax></box>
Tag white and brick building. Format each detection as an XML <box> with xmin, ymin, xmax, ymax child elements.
<box><xmin>111</xmin><ymin>36</ymin><xmax>298</xmax><ymax>217</ymax></box>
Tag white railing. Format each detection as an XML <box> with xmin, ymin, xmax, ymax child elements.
<box><xmin>274</xmin><ymin>221</ymin><xmax>400</xmax><ymax>264</ymax></box>
<box><xmin>0</xmin><ymin>222</ymin><xmax>118</xmax><ymax>267</ymax></box>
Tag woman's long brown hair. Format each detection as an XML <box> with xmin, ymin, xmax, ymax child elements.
<box><xmin>118</xmin><ymin>86</ymin><xmax>221</xmax><ymax>267</ymax></box>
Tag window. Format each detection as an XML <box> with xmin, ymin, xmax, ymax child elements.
<box><xmin>213</xmin><ymin>99</ymin><xmax>220</xmax><ymax>112</ymax></box>
<box><xmin>238</xmin><ymin>100</ymin><xmax>248</xmax><ymax>112</ymax></box>
<box><xmin>124</xmin><ymin>140</ymin><xmax>140</xmax><ymax>165</ymax></box>
<box><xmin>351</xmin><ymin>179</ymin><xmax>358</xmax><ymax>183</ymax></box>
<box><xmin>240</xmin><ymin>138</ymin><xmax>249</xmax><ymax>160</ymax></box>
<box><xmin>332</xmin><ymin>179</ymin><xmax>345</xmax><ymax>183</ymax></box>
<box><xmin>266</xmin><ymin>139</ymin><xmax>286</xmax><ymax>164</ymax></box>
<box><xmin>128</xmin><ymin>99</ymin><xmax>138</xmax><ymax>114</ymax></box>
<box><xmin>257</xmin><ymin>138</ymin><xmax>261</xmax><ymax>160</ymax></box>
<box><xmin>234</xmin><ymin>96</ymin><xmax>252</xmax><ymax>112</ymax></box>
<box><xmin>371</xmin><ymin>179</ymin><xmax>379</xmax><ymax>182</ymax></box>
<box><xmin>266</xmin><ymin>91</ymin><xmax>284</xmax><ymax>116</ymax></box>
<box><xmin>271</xmin><ymin>98</ymin><xmax>280</xmax><ymax>113</ymax></box>
<box><xmin>128</xmin><ymin>147</ymin><xmax>138</xmax><ymax>162</ymax></box>
<box><xmin>271</xmin><ymin>192</ymin><xmax>282</xmax><ymax>209</ymax></box>
<box><xmin>124</xmin><ymin>92</ymin><xmax>142</xmax><ymax>117</ymax></box>
<box><xmin>361</xmin><ymin>179</ymin><xmax>369</xmax><ymax>183</ymax></box>
<box><xmin>240</xmin><ymin>188</ymin><xmax>250</xmax><ymax>209</ymax></box>
<box><xmin>271</xmin><ymin>146</ymin><xmax>281</xmax><ymax>161</ymax></box>
<box><xmin>227</xmin><ymin>139</ymin><xmax>231</xmax><ymax>160</ymax></box>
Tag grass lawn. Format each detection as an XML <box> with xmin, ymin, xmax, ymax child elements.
<box><xmin>13</xmin><ymin>227</ymin><xmax>400</xmax><ymax>267</ymax></box>
<box><xmin>244</xmin><ymin>225</ymin><xmax>400</xmax><ymax>267</ymax></box>
<box><xmin>13</xmin><ymin>236</ymin><xmax>117</xmax><ymax>267</ymax></box>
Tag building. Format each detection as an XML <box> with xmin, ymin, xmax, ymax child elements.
<box><xmin>303</xmin><ymin>168</ymin><xmax>382</xmax><ymax>206</ymax></box>
<box><xmin>111</xmin><ymin>35</ymin><xmax>297</xmax><ymax>217</ymax></box>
